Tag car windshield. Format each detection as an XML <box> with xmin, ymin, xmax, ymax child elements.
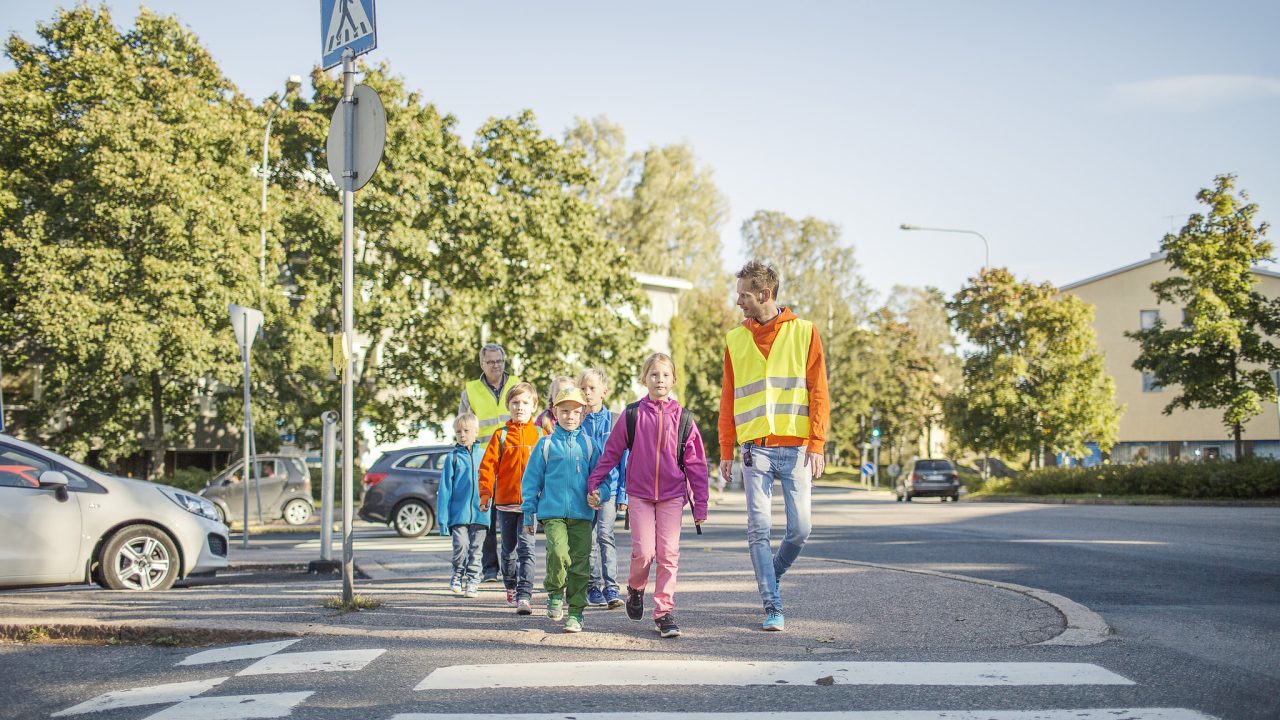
<box><xmin>915</xmin><ymin>460</ymin><xmax>954</xmax><ymax>472</ymax></box>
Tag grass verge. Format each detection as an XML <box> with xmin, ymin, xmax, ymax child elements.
<box><xmin>0</xmin><ymin>623</ymin><xmax>289</xmax><ymax>647</ymax></box>
<box><xmin>321</xmin><ymin>594</ymin><xmax>383</xmax><ymax>613</ymax></box>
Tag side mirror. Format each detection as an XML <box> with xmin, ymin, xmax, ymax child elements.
<box><xmin>39</xmin><ymin>470</ymin><xmax>70</xmax><ymax>501</ymax></box>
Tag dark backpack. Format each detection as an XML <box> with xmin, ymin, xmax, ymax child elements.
<box><xmin>624</xmin><ymin>402</ymin><xmax>696</xmax><ymax>474</ymax></box>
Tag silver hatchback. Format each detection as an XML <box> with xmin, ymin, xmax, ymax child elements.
<box><xmin>0</xmin><ymin>433</ymin><xmax>229</xmax><ymax>591</ymax></box>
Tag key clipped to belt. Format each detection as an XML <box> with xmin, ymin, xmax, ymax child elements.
<box><xmin>743</xmin><ymin>442</ymin><xmax>754</xmax><ymax>468</ymax></box>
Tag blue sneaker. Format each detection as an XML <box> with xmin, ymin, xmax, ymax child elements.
<box><xmin>763</xmin><ymin>609</ymin><xmax>785</xmax><ymax>632</ymax></box>
<box><xmin>587</xmin><ymin>587</ymin><xmax>607</xmax><ymax>607</ymax></box>
<box><xmin>604</xmin><ymin>587</ymin><xmax>624</xmax><ymax>609</ymax></box>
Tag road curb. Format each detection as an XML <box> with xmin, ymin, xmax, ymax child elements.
<box><xmin>964</xmin><ymin>495</ymin><xmax>1280</xmax><ymax>507</ymax></box>
<box><xmin>819</xmin><ymin>558</ymin><xmax>1111</xmax><ymax>647</ymax></box>
<box><xmin>0</xmin><ymin>621</ymin><xmax>293</xmax><ymax>647</ymax></box>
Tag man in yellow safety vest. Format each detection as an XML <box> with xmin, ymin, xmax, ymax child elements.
<box><xmin>717</xmin><ymin>261</ymin><xmax>829</xmax><ymax>633</ymax></box>
<box><xmin>459</xmin><ymin>343</ymin><xmax>521</xmax><ymax>582</ymax></box>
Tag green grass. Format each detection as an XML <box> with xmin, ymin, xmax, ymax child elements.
<box><xmin>321</xmin><ymin>594</ymin><xmax>383</xmax><ymax>613</ymax></box>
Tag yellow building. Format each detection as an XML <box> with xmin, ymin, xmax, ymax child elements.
<box><xmin>1061</xmin><ymin>253</ymin><xmax>1280</xmax><ymax>462</ymax></box>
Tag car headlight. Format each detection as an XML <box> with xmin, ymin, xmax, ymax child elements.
<box><xmin>160</xmin><ymin>487</ymin><xmax>221</xmax><ymax>521</ymax></box>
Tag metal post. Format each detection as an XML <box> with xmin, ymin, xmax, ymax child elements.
<box><xmin>340</xmin><ymin>48</ymin><xmax>356</xmax><ymax>604</ymax></box>
<box><xmin>240</xmin><ymin>316</ymin><xmax>252</xmax><ymax>549</ymax></box>
<box><xmin>321</xmin><ymin>411</ymin><xmax>338</xmax><ymax>562</ymax></box>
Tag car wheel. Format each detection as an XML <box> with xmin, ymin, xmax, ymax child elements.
<box><xmin>100</xmin><ymin>525</ymin><xmax>180</xmax><ymax>591</ymax></box>
<box><xmin>393</xmin><ymin>500</ymin><xmax>434</xmax><ymax>538</ymax></box>
<box><xmin>283</xmin><ymin>498</ymin><xmax>313</xmax><ymax>526</ymax></box>
<box><xmin>905</xmin><ymin>493</ymin><xmax>913</xmax><ymax>502</ymax></box>
<box><xmin>950</xmin><ymin>494</ymin><xmax>960</xmax><ymax>502</ymax></box>
<box><xmin>895</xmin><ymin>493</ymin><xmax>903</xmax><ymax>502</ymax></box>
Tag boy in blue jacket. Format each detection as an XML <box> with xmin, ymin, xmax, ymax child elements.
<box><xmin>521</xmin><ymin>387</ymin><xmax>600</xmax><ymax>633</ymax></box>
<box><xmin>438</xmin><ymin>414</ymin><xmax>486</xmax><ymax>598</ymax></box>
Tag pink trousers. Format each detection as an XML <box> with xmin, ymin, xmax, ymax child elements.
<box><xmin>627</xmin><ymin>495</ymin><xmax>684</xmax><ymax>618</ymax></box>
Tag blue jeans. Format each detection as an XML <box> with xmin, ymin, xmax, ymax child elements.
<box><xmin>497</xmin><ymin>509</ymin><xmax>537</xmax><ymax>601</ymax></box>
<box><xmin>743</xmin><ymin>443</ymin><xmax>812</xmax><ymax>613</ymax></box>
<box><xmin>449</xmin><ymin>524</ymin><xmax>487</xmax><ymax>586</ymax></box>
<box><xmin>589</xmin><ymin>497</ymin><xmax>619</xmax><ymax>593</ymax></box>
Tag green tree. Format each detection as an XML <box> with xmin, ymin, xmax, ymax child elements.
<box><xmin>670</xmin><ymin>287</ymin><xmax>738</xmax><ymax>458</ymax></box>
<box><xmin>1127</xmin><ymin>174</ymin><xmax>1280</xmax><ymax>458</ymax></box>
<box><xmin>885</xmin><ymin>286</ymin><xmax>962</xmax><ymax>457</ymax></box>
<box><xmin>948</xmin><ymin>268</ymin><xmax>1120</xmax><ymax>466</ymax></box>
<box><xmin>0</xmin><ymin>7</ymin><xmax>264</xmax><ymax>478</ymax></box>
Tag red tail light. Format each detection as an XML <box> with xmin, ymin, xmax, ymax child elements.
<box><xmin>362</xmin><ymin>472</ymin><xmax>387</xmax><ymax>491</ymax></box>
<box><xmin>949</xmin><ymin>473</ymin><xmax>959</xmax><ymax>481</ymax></box>
<box><xmin>910</xmin><ymin>473</ymin><xmax>920</xmax><ymax>481</ymax></box>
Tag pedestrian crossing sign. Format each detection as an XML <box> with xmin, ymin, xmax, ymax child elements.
<box><xmin>321</xmin><ymin>0</ymin><xmax>377</xmax><ymax>70</ymax></box>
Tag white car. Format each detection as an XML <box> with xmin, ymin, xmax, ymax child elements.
<box><xmin>0</xmin><ymin>433</ymin><xmax>229</xmax><ymax>591</ymax></box>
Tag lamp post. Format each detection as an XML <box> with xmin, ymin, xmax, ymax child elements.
<box><xmin>899</xmin><ymin>224</ymin><xmax>990</xmax><ymax>271</ymax></box>
<box><xmin>260</xmin><ymin>75</ymin><xmax>303</xmax><ymax>286</ymax></box>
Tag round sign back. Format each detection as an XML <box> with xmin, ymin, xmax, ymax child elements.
<box><xmin>326</xmin><ymin>84</ymin><xmax>386</xmax><ymax>192</ymax></box>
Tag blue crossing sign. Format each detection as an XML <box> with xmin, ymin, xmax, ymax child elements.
<box><xmin>861</xmin><ymin>463</ymin><xmax>875</xmax><ymax>476</ymax></box>
<box><xmin>321</xmin><ymin>0</ymin><xmax>377</xmax><ymax>70</ymax></box>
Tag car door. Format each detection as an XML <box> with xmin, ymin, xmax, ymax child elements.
<box><xmin>250</xmin><ymin>458</ymin><xmax>288</xmax><ymax>517</ymax></box>
<box><xmin>212</xmin><ymin>462</ymin><xmax>247</xmax><ymax>522</ymax></box>
<box><xmin>0</xmin><ymin>443</ymin><xmax>83</xmax><ymax>583</ymax></box>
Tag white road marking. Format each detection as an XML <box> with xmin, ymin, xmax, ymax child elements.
<box><xmin>293</xmin><ymin>538</ymin><xmax>451</xmax><ymax>553</ymax></box>
<box><xmin>143</xmin><ymin>692</ymin><xmax>314</xmax><ymax>720</ymax></box>
<box><xmin>1008</xmin><ymin>540</ymin><xmax>1168</xmax><ymax>545</ymax></box>
<box><xmin>238</xmin><ymin>648</ymin><xmax>386</xmax><ymax>676</ymax></box>
<box><xmin>177</xmin><ymin>639</ymin><xmax>302</xmax><ymax>666</ymax></box>
<box><xmin>414</xmin><ymin>661</ymin><xmax>1134</xmax><ymax>690</ymax></box>
<box><xmin>51</xmin><ymin>677</ymin><xmax>228</xmax><ymax>717</ymax></box>
<box><xmin>389</xmin><ymin>707</ymin><xmax>1218</xmax><ymax>712</ymax></box>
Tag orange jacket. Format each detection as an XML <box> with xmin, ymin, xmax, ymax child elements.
<box><xmin>478</xmin><ymin>420</ymin><xmax>543</xmax><ymax>507</ymax></box>
<box><xmin>718</xmin><ymin>307</ymin><xmax>829</xmax><ymax>460</ymax></box>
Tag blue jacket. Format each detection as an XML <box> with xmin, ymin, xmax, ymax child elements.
<box><xmin>437</xmin><ymin>444</ymin><xmax>485</xmax><ymax>533</ymax></box>
<box><xmin>580</xmin><ymin>408</ymin><xmax>627</xmax><ymax>505</ymax></box>
<box><xmin>521</xmin><ymin>424</ymin><xmax>600</xmax><ymax>525</ymax></box>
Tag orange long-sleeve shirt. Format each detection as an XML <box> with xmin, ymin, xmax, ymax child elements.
<box><xmin>478</xmin><ymin>420</ymin><xmax>543</xmax><ymax>507</ymax></box>
<box><xmin>718</xmin><ymin>307</ymin><xmax>829</xmax><ymax>460</ymax></box>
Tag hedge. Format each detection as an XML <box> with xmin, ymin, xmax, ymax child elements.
<box><xmin>979</xmin><ymin>458</ymin><xmax>1280</xmax><ymax>499</ymax></box>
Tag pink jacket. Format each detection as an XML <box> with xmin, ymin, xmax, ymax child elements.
<box><xmin>587</xmin><ymin>396</ymin><xmax>709</xmax><ymax>522</ymax></box>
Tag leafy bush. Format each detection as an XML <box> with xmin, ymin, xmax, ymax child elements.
<box><xmin>983</xmin><ymin>459</ymin><xmax>1280</xmax><ymax>499</ymax></box>
<box><xmin>167</xmin><ymin>468</ymin><xmax>214</xmax><ymax>494</ymax></box>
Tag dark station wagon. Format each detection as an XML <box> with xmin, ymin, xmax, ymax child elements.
<box><xmin>358</xmin><ymin>445</ymin><xmax>453</xmax><ymax>537</ymax></box>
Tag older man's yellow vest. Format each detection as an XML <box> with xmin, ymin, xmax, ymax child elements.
<box><xmin>726</xmin><ymin>319</ymin><xmax>812</xmax><ymax>444</ymax></box>
<box><xmin>466</xmin><ymin>376</ymin><xmax>520</xmax><ymax>441</ymax></box>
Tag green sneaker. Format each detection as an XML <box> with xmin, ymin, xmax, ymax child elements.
<box><xmin>563</xmin><ymin>613</ymin><xmax>583</xmax><ymax>633</ymax></box>
<box><xmin>547</xmin><ymin>596</ymin><xmax>565</xmax><ymax>621</ymax></box>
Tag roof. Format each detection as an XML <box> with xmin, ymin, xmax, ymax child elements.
<box><xmin>1061</xmin><ymin>252</ymin><xmax>1280</xmax><ymax>291</ymax></box>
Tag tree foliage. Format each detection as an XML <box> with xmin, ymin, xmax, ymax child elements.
<box><xmin>670</xmin><ymin>287</ymin><xmax>738</xmax><ymax>457</ymax></box>
<box><xmin>948</xmin><ymin>268</ymin><xmax>1121</xmax><ymax>464</ymax></box>
<box><xmin>1126</xmin><ymin>174</ymin><xmax>1280</xmax><ymax>458</ymax></box>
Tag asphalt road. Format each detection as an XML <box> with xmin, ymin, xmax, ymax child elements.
<box><xmin>1</xmin><ymin>487</ymin><xmax>1275</xmax><ymax>720</ymax></box>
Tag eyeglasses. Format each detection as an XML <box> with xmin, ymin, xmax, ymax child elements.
<box><xmin>482</xmin><ymin>359</ymin><xmax>505</xmax><ymax>367</ymax></box>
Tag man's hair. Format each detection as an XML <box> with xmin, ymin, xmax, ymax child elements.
<box><xmin>640</xmin><ymin>352</ymin><xmax>678</xmax><ymax>383</ymax></box>
<box><xmin>737</xmin><ymin>260</ymin><xmax>780</xmax><ymax>298</ymax></box>
<box><xmin>506</xmin><ymin>382</ymin><xmax>538</xmax><ymax>408</ymax></box>
<box><xmin>578</xmin><ymin>367</ymin><xmax>608</xmax><ymax>388</ymax></box>
<box><xmin>479</xmin><ymin>343</ymin><xmax>507</xmax><ymax>363</ymax></box>
<box><xmin>453</xmin><ymin>413</ymin><xmax>478</xmax><ymax>433</ymax></box>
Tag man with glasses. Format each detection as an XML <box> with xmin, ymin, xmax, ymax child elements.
<box><xmin>459</xmin><ymin>343</ymin><xmax>521</xmax><ymax>582</ymax></box>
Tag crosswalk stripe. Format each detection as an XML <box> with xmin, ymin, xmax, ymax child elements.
<box><xmin>239</xmin><ymin>649</ymin><xmax>386</xmax><ymax>676</ymax></box>
<box><xmin>388</xmin><ymin>710</ymin><xmax>1218</xmax><ymax>720</ymax></box>
<box><xmin>177</xmin><ymin>639</ymin><xmax>302</xmax><ymax>666</ymax></box>
<box><xmin>51</xmin><ymin>677</ymin><xmax>228</xmax><ymax>717</ymax></box>
<box><xmin>414</xmin><ymin>661</ymin><xmax>1134</xmax><ymax>690</ymax></box>
<box><xmin>143</xmin><ymin>692</ymin><xmax>314</xmax><ymax>720</ymax></box>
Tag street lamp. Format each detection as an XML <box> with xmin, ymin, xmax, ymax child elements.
<box><xmin>899</xmin><ymin>224</ymin><xmax>990</xmax><ymax>271</ymax></box>
<box><xmin>260</xmin><ymin>75</ymin><xmax>304</xmax><ymax>286</ymax></box>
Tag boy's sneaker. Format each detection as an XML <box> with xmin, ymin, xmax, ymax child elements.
<box><xmin>516</xmin><ymin>598</ymin><xmax>533</xmax><ymax>615</ymax></box>
<box><xmin>563</xmin><ymin>613</ymin><xmax>583</xmax><ymax>633</ymax></box>
<box><xmin>505</xmin><ymin>589</ymin><xmax>517</xmax><ymax>607</ymax></box>
<box><xmin>605</xmin><ymin>587</ymin><xmax>624</xmax><ymax>609</ymax></box>
<box><xmin>763</xmin><ymin>609</ymin><xmax>785</xmax><ymax>632</ymax></box>
<box><xmin>586</xmin><ymin>587</ymin><xmax>607</xmax><ymax>607</ymax></box>
<box><xmin>463</xmin><ymin>583</ymin><xmax>479</xmax><ymax>598</ymax></box>
<box><xmin>449</xmin><ymin>579</ymin><xmax>463</xmax><ymax>595</ymax></box>
<box><xmin>625</xmin><ymin>585</ymin><xmax>644</xmax><ymax>621</ymax></box>
<box><xmin>481</xmin><ymin>573</ymin><xmax>499</xmax><ymax>583</ymax></box>
<box><xmin>654</xmin><ymin>613</ymin><xmax>681</xmax><ymax>638</ymax></box>
<box><xmin>547</xmin><ymin>597</ymin><xmax>565</xmax><ymax>621</ymax></box>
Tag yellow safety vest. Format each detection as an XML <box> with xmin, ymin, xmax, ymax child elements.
<box><xmin>466</xmin><ymin>375</ymin><xmax>521</xmax><ymax>441</ymax></box>
<box><xmin>727</xmin><ymin>319</ymin><xmax>812</xmax><ymax>444</ymax></box>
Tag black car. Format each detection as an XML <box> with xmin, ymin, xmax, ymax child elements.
<box><xmin>200</xmin><ymin>454</ymin><xmax>314</xmax><ymax>525</ymax></box>
<box><xmin>358</xmin><ymin>445</ymin><xmax>453</xmax><ymax>537</ymax></box>
<box><xmin>895</xmin><ymin>458</ymin><xmax>962</xmax><ymax>502</ymax></box>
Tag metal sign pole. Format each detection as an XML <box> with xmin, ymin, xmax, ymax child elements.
<box><xmin>321</xmin><ymin>411</ymin><xmax>338</xmax><ymax>562</ymax></box>
<box><xmin>240</xmin><ymin>316</ymin><xmax>252</xmax><ymax>549</ymax></box>
<box><xmin>340</xmin><ymin>47</ymin><xmax>356</xmax><ymax>604</ymax></box>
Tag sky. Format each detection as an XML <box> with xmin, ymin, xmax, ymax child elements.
<box><xmin>3</xmin><ymin>0</ymin><xmax>1278</xmax><ymax>303</ymax></box>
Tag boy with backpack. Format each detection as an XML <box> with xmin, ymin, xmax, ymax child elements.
<box><xmin>437</xmin><ymin>413</ymin><xmax>486</xmax><ymax>597</ymax></box>
<box><xmin>478</xmin><ymin>382</ymin><xmax>542</xmax><ymax>615</ymax></box>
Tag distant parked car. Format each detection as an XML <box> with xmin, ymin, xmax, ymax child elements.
<box><xmin>895</xmin><ymin>458</ymin><xmax>962</xmax><ymax>502</ymax></box>
<box><xmin>0</xmin><ymin>433</ymin><xmax>229</xmax><ymax>591</ymax></box>
<box><xmin>358</xmin><ymin>445</ymin><xmax>452</xmax><ymax>537</ymax></box>
<box><xmin>199</xmin><ymin>454</ymin><xmax>313</xmax><ymax>526</ymax></box>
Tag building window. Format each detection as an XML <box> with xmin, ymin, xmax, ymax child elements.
<box><xmin>1139</xmin><ymin>309</ymin><xmax>1160</xmax><ymax>330</ymax></box>
<box><xmin>1142</xmin><ymin>372</ymin><xmax>1162</xmax><ymax>393</ymax></box>
<box><xmin>1181</xmin><ymin>308</ymin><xmax>1194</xmax><ymax>327</ymax></box>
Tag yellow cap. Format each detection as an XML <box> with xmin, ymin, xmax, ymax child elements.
<box><xmin>553</xmin><ymin>387</ymin><xmax>588</xmax><ymax>407</ymax></box>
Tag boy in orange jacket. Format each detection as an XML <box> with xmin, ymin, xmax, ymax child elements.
<box><xmin>478</xmin><ymin>382</ymin><xmax>542</xmax><ymax>614</ymax></box>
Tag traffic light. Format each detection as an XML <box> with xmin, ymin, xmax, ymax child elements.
<box><xmin>871</xmin><ymin>427</ymin><xmax>880</xmax><ymax>438</ymax></box>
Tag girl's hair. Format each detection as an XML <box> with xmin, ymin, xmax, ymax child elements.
<box><xmin>640</xmin><ymin>353</ymin><xmax>677</xmax><ymax>382</ymax></box>
<box><xmin>546</xmin><ymin>375</ymin><xmax>574</xmax><ymax>404</ymax></box>
<box><xmin>506</xmin><ymin>382</ymin><xmax>538</xmax><ymax>408</ymax></box>
<box><xmin>578</xmin><ymin>367</ymin><xmax>608</xmax><ymax>388</ymax></box>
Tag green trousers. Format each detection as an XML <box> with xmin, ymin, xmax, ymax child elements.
<box><xmin>542</xmin><ymin>518</ymin><xmax>593</xmax><ymax>613</ymax></box>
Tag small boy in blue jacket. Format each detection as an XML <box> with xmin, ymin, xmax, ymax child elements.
<box><xmin>437</xmin><ymin>413</ymin><xmax>486</xmax><ymax>598</ymax></box>
<box><xmin>521</xmin><ymin>387</ymin><xmax>601</xmax><ymax>633</ymax></box>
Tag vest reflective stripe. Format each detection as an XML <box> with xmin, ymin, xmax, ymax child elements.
<box><xmin>466</xmin><ymin>376</ymin><xmax>520</xmax><ymax>440</ymax></box>
<box><xmin>727</xmin><ymin>319</ymin><xmax>812</xmax><ymax>444</ymax></box>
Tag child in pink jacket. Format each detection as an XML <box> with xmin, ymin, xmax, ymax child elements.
<box><xmin>588</xmin><ymin>352</ymin><xmax>709</xmax><ymax>638</ymax></box>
